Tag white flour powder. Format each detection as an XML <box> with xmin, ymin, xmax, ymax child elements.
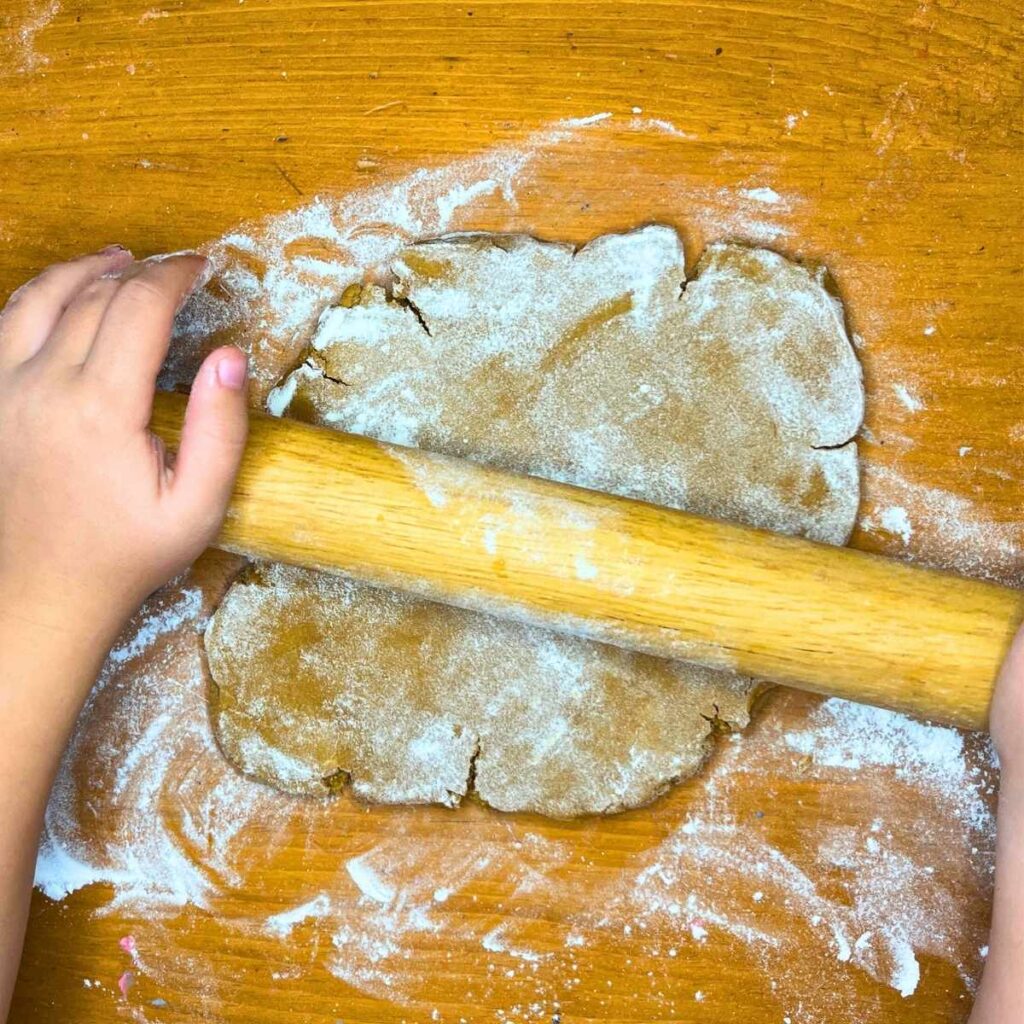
<box><xmin>1</xmin><ymin>0</ymin><xmax>59</xmax><ymax>74</ymax></box>
<box><xmin>30</xmin><ymin>114</ymin><xmax>1013</xmax><ymax>1022</ymax></box>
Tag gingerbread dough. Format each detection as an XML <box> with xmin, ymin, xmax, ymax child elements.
<box><xmin>204</xmin><ymin>227</ymin><xmax>864</xmax><ymax>816</ymax></box>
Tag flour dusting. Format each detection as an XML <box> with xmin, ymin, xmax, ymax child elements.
<box><xmin>165</xmin><ymin>113</ymin><xmax>801</xmax><ymax>399</ymax></box>
<box><xmin>860</xmin><ymin>464</ymin><xmax>1022</xmax><ymax>584</ymax></box>
<box><xmin>265</xmin><ymin>894</ymin><xmax>332</xmax><ymax>938</ymax></box>
<box><xmin>784</xmin><ymin>698</ymin><xmax>994</xmax><ymax>831</ymax></box>
<box><xmin>2</xmin><ymin>0</ymin><xmax>59</xmax><ymax>73</ymax></box>
<box><xmin>203</xmin><ymin>225</ymin><xmax>863</xmax><ymax>816</ymax></box>
<box><xmin>36</xmin><ymin>581</ymin><xmax>994</xmax><ymax>1021</ymax></box>
<box><xmin>30</xmin><ymin>115</ymin><xmax>1006</xmax><ymax>1021</ymax></box>
<box><xmin>347</xmin><ymin>857</ymin><xmax>396</xmax><ymax>905</ymax></box>
<box><xmin>867</xmin><ymin>504</ymin><xmax>914</xmax><ymax>545</ymax></box>
<box><xmin>891</xmin><ymin>382</ymin><xmax>925</xmax><ymax>412</ymax></box>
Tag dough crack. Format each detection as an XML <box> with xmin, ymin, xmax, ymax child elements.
<box><xmin>400</xmin><ymin>296</ymin><xmax>433</xmax><ymax>338</ymax></box>
<box><xmin>304</xmin><ymin>357</ymin><xmax>349</xmax><ymax>388</ymax></box>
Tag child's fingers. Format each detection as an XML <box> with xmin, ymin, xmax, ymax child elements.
<box><xmin>39</xmin><ymin>277</ymin><xmax>124</xmax><ymax>368</ymax></box>
<box><xmin>0</xmin><ymin>247</ymin><xmax>133</xmax><ymax>366</ymax></box>
<box><xmin>84</xmin><ymin>254</ymin><xmax>209</xmax><ymax>421</ymax></box>
<box><xmin>169</xmin><ymin>346</ymin><xmax>249</xmax><ymax>541</ymax></box>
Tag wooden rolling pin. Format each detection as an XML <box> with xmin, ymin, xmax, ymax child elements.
<box><xmin>151</xmin><ymin>390</ymin><xmax>1024</xmax><ymax>731</ymax></box>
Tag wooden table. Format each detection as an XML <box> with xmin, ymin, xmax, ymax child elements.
<box><xmin>1</xmin><ymin>1</ymin><xmax>1020</xmax><ymax>1021</ymax></box>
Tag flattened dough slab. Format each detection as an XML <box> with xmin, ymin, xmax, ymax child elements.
<box><xmin>204</xmin><ymin>226</ymin><xmax>864</xmax><ymax>816</ymax></box>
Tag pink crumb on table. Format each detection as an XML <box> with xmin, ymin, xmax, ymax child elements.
<box><xmin>117</xmin><ymin>971</ymin><xmax>134</xmax><ymax>998</ymax></box>
<box><xmin>118</xmin><ymin>935</ymin><xmax>137</xmax><ymax>956</ymax></box>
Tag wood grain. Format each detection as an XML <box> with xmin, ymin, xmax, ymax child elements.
<box><xmin>2</xmin><ymin>0</ymin><xmax>1021</xmax><ymax>1022</ymax></box>
<box><xmin>151</xmin><ymin>391</ymin><xmax>1024</xmax><ymax>730</ymax></box>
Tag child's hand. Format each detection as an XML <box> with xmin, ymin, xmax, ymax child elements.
<box><xmin>990</xmin><ymin>627</ymin><xmax>1024</xmax><ymax>774</ymax></box>
<box><xmin>0</xmin><ymin>247</ymin><xmax>248</xmax><ymax>1014</ymax></box>
<box><xmin>970</xmin><ymin>624</ymin><xmax>1024</xmax><ymax>1023</ymax></box>
<box><xmin>0</xmin><ymin>247</ymin><xmax>248</xmax><ymax>641</ymax></box>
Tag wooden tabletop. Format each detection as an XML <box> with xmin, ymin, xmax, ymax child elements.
<box><xmin>1</xmin><ymin>1</ymin><xmax>1020</xmax><ymax>1021</ymax></box>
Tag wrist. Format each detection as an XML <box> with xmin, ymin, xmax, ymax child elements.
<box><xmin>0</xmin><ymin>571</ymin><xmax>132</xmax><ymax>659</ymax></box>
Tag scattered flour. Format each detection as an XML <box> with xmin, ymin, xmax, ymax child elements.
<box><xmin>33</xmin><ymin>568</ymin><xmax>998</xmax><ymax>1020</ymax></box>
<box><xmin>28</xmin><ymin>113</ymin><xmax>1008</xmax><ymax>1021</ymax></box>
<box><xmin>784</xmin><ymin>698</ymin><xmax>994</xmax><ymax>831</ymax></box>
<box><xmin>165</xmin><ymin>112</ymin><xmax>801</xmax><ymax>398</ymax></box>
<box><xmin>2</xmin><ymin>0</ymin><xmax>59</xmax><ymax>73</ymax></box>
<box><xmin>891</xmin><ymin>382</ymin><xmax>925</xmax><ymax>412</ymax></box>
<box><xmin>742</xmin><ymin>186</ymin><xmax>782</xmax><ymax>205</ymax></box>
<box><xmin>265</xmin><ymin>894</ymin><xmax>332</xmax><ymax>938</ymax></box>
<box><xmin>871</xmin><ymin>504</ymin><xmax>914</xmax><ymax>544</ymax></box>
<box><xmin>632</xmin><ymin>115</ymin><xmax>696</xmax><ymax>139</ymax></box>
<box><xmin>107</xmin><ymin>587</ymin><xmax>202</xmax><ymax>666</ymax></box>
<box><xmin>347</xmin><ymin>857</ymin><xmax>396</xmax><ymax>905</ymax></box>
<box><xmin>783</xmin><ymin>111</ymin><xmax>810</xmax><ymax>135</ymax></box>
<box><xmin>577</xmin><ymin>702</ymin><xmax>995</xmax><ymax>1010</ymax></box>
<box><xmin>860</xmin><ymin>464</ymin><xmax>1022</xmax><ymax>584</ymax></box>
<box><xmin>482</xmin><ymin>925</ymin><xmax>548</xmax><ymax>964</ymax></box>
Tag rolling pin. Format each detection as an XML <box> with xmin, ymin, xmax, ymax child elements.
<box><xmin>151</xmin><ymin>390</ymin><xmax>1024</xmax><ymax>731</ymax></box>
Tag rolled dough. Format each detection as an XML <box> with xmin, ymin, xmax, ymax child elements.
<box><xmin>204</xmin><ymin>226</ymin><xmax>864</xmax><ymax>816</ymax></box>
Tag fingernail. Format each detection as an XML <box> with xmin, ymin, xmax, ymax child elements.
<box><xmin>143</xmin><ymin>249</ymin><xmax>200</xmax><ymax>263</ymax></box>
<box><xmin>174</xmin><ymin>258</ymin><xmax>214</xmax><ymax>314</ymax></box>
<box><xmin>216</xmin><ymin>352</ymin><xmax>248</xmax><ymax>390</ymax></box>
<box><xmin>144</xmin><ymin>249</ymin><xmax>212</xmax><ymax>287</ymax></box>
<box><xmin>100</xmin><ymin>244</ymin><xmax>130</xmax><ymax>256</ymax></box>
<box><xmin>192</xmin><ymin>255</ymin><xmax>214</xmax><ymax>291</ymax></box>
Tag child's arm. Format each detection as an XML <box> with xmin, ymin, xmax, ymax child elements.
<box><xmin>0</xmin><ymin>247</ymin><xmax>248</xmax><ymax>1017</ymax></box>
<box><xmin>971</xmin><ymin>627</ymin><xmax>1024</xmax><ymax>1022</ymax></box>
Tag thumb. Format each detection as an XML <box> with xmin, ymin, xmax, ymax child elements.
<box><xmin>171</xmin><ymin>346</ymin><xmax>249</xmax><ymax>542</ymax></box>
